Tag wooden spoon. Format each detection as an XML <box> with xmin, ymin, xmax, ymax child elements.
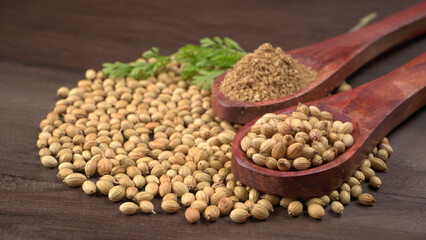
<box><xmin>231</xmin><ymin>52</ymin><xmax>426</xmax><ymax>198</ymax></box>
<box><xmin>212</xmin><ymin>1</ymin><xmax>426</xmax><ymax>124</ymax></box>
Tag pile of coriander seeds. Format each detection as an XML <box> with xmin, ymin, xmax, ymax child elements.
<box><xmin>241</xmin><ymin>103</ymin><xmax>354</xmax><ymax>171</ymax></box>
<box><xmin>37</xmin><ymin>63</ymin><xmax>393</xmax><ymax>222</ymax></box>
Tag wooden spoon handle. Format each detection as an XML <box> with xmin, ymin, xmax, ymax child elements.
<box><xmin>319</xmin><ymin>52</ymin><xmax>426</xmax><ymax>149</ymax></box>
<box><xmin>290</xmin><ymin>1</ymin><xmax>426</xmax><ymax>90</ymax></box>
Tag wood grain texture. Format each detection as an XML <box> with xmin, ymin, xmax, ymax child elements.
<box><xmin>232</xmin><ymin>53</ymin><xmax>426</xmax><ymax>198</ymax></box>
<box><xmin>212</xmin><ymin>1</ymin><xmax>426</xmax><ymax>124</ymax></box>
<box><xmin>0</xmin><ymin>0</ymin><xmax>425</xmax><ymax>239</ymax></box>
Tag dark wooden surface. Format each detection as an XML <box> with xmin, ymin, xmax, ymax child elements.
<box><xmin>232</xmin><ymin>54</ymin><xmax>426</xmax><ymax>198</ymax></box>
<box><xmin>0</xmin><ymin>0</ymin><xmax>425</xmax><ymax>239</ymax></box>
<box><xmin>212</xmin><ymin>1</ymin><xmax>426</xmax><ymax>123</ymax></box>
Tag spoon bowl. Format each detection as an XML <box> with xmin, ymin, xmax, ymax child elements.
<box><xmin>231</xmin><ymin>53</ymin><xmax>426</xmax><ymax>198</ymax></box>
<box><xmin>212</xmin><ymin>1</ymin><xmax>426</xmax><ymax>124</ymax></box>
<box><xmin>232</xmin><ymin>105</ymin><xmax>360</xmax><ymax>198</ymax></box>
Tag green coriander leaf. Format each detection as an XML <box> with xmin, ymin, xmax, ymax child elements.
<box><xmin>102</xmin><ymin>62</ymin><xmax>132</xmax><ymax>79</ymax></box>
<box><xmin>102</xmin><ymin>37</ymin><xmax>246</xmax><ymax>89</ymax></box>
<box><xmin>142</xmin><ymin>47</ymin><xmax>160</xmax><ymax>59</ymax></box>
<box><xmin>213</xmin><ymin>36</ymin><xmax>224</xmax><ymax>46</ymax></box>
<box><xmin>192</xmin><ymin>69</ymin><xmax>225</xmax><ymax>89</ymax></box>
<box><xmin>200</xmin><ymin>37</ymin><xmax>216</xmax><ymax>48</ymax></box>
<box><xmin>224</xmin><ymin>37</ymin><xmax>245</xmax><ymax>52</ymax></box>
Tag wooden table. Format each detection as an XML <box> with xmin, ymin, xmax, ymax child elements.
<box><xmin>1</xmin><ymin>0</ymin><xmax>425</xmax><ymax>239</ymax></box>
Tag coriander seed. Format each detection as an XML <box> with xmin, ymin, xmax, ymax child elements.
<box><xmin>63</xmin><ymin>173</ymin><xmax>86</xmax><ymax>187</ymax></box>
<box><xmin>230</xmin><ymin>208</ymin><xmax>250</xmax><ymax>223</ymax></box>
<box><xmin>161</xmin><ymin>200</ymin><xmax>180</xmax><ymax>214</ymax></box>
<box><xmin>331</xmin><ymin>201</ymin><xmax>344</xmax><ymax>215</ymax></box>
<box><xmin>358</xmin><ymin>193</ymin><xmax>376</xmax><ymax>206</ymax></box>
<box><xmin>288</xmin><ymin>201</ymin><xmax>303</xmax><ymax>217</ymax></box>
<box><xmin>140</xmin><ymin>200</ymin><xmax>156</xmax><ymax>214</ymax></box>
<box><xmin>204</xmin><ymin>205</ymin><xmax>220</xmax><ymax>221</ymax></box>
<box><xmin>185</xmin><ymin>208</ymin><xmax>200</xmax><ymax>223</ymax></box>
<box><xmin>307</xmin><ymin>204</ymin><xmax>325</xmax><ymax>219</ymax></box>
<box><xmin>82</xmin><ymin>180</ymin><xmax>96</xmax><ymax>195</ymax></box>
<box><xmin>119</xmin><ymin>202</ymin><xmax>139</xmax><ymax>215</ymax></box>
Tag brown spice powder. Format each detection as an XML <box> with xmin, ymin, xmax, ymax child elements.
<box><xmin>220</xmin><ymin>43</ymin><xmax>317</xmax><ymax>102</ymax></box>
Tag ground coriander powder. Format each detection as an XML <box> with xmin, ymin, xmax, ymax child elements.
<box><xmin>220</xmin><ymin>43</ymin><xmax>317</xmax><ymax>102</ymax></box>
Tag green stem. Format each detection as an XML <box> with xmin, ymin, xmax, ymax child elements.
<box><xmin>349</xmin><ymin>12</ymin><xmax>378</xmax><ymax>32</ymax></box>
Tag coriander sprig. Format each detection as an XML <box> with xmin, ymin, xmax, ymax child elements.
<box><xmin>102</xmin><ymin>37</ymin><xmax>246</xmax><ymax>89</ymax></box>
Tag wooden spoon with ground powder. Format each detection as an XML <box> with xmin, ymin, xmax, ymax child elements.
<box><xmin>212</xmin><ymin>1</ymin><xmax>426</xmax><ymax>124</ymax></box>
<box><xmin>220</xmin><ymin>43</ymin><xmax>318</xmax><ymax>103</ymax></box>
<box><xmin>231</xmin><ymin>53</ymin><xmax>426</xmax><ymax>198</ymax></box>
